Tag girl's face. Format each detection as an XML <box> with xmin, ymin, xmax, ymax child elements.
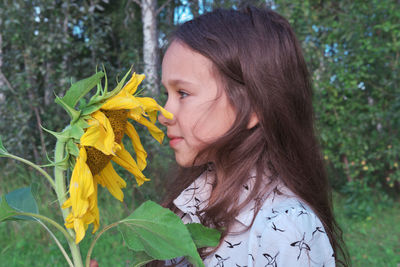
<box><xmin>159</xmin><ymin>41</ymin><xmax>236</xmax><ymax>167</ymax></box>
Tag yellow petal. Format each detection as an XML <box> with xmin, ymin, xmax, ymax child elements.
<box><xmin>62</xmin><ymin>198</ymin><xmax>72</xmax><ymax>209</ymax></box>
<box><xmin>69</xmin><ymin>148</ymin><xmax>94</xmax><ymax>217</ymax></box>
<box><xmin>81</xmin><ymin>212</ymin><xmax>95</xmax><ymax>226</ymax></box>
<box><xmin>64</xmin><ymin>213</ymin><xmax>74</xmax><ymax>229</ymax></box>
<box><xmin>112</xmin><ymin>143</ymin><xmax>150</xmax><ymax>186</ymax></box>
<box><xmin>95</xmin><ymin>162</ymin><xmax>127</xmax><ymax>202</ymax></box>
<box><xmin>120</xmin><ymin>73</ymin><xmax>145</xmax><ymax>95</ymax></box>
<box><xmin>129</xmin><ymin>107</ymin><xmax>142</xmax><ymax>120</ymax></box>
<box><xmin>147</xmin><ymin>110</ymin><xmax>158</xmax><ymax>124</ymax></box>
<box><xmin>63</xmin><ymin>148</ymin><xmax>94</xmax><ymax>240</ymax></box>
<box><xmin>91</xmin><ymin>111</ymin><xmax>116</xmax><ymax>153</ymax></box>
<box><xmin>74</xmin><ymin>218</ymin><xmax>85</xmax><ymax>244</ymax></box>
<box><xmin>128</xmin><ymin>111</ymin><xmax>164</xmax><ymax>144</ymax></box>
<box><xmin>88</xmin><ymin>182</ymin><xmax>100</xmax><ymax>233</ymax></box>
<box><xmin>137</xmin><ymin>97</ymin><xmax>173</xmax><ymax>120</ymax></box>
<box><xmin>101</xmin><ymin>94</ymin><xmax>142</xmax><ymax>110</ymax></box>
<box><xmin>69</xmin><ymin>208</ymin><xmax>97</xmax><ymax>243</ymax></box>
<box><xmin>91</xmin><ymin>208</ymin><xmax>100</xmax><ymax>233</ymax></box>
<box><xmin>125</xmin><ymin>122</ymin><xmax>147</xmax><ymax>170</ymax></box>
<box><xmin>80</xmin><ymin>111</ymin><xmax>116</xmax><ymax>155</ymax></box>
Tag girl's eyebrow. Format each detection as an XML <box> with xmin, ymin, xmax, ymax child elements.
<box><xmin>163</xmin><ymin>79</ymin><xmax>195</xmax><ymax>88</ymax></box>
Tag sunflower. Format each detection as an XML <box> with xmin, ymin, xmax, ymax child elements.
<box><xmin>61</xmin><ymin>73</ymin><xmax>172</xmax><ymax>243</ymax></box>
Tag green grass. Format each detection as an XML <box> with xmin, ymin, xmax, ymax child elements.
<box><xmin>334</xmin><ymin>193</ymin><xmax>400</xmax><ymax>267</ymax></box>
<box><xmin>1</xmin><ymin>182</ymin><xmax>399</xmax><ymax>266</ymax></box>
<box><xmin>0</xmin><ymin>185</ymin><xmax>134</xmax><ymax>267</ymax></box>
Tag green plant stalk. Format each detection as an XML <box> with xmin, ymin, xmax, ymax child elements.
<box><xmin>36</xmin><ymin>219</ymin><xmax>74</xmax><ymax>267</ymax></box>
<box><xmin>16</xmin><ymin>212</ymin><xmax>75</xmax><ymax>244</ymax></box>
<box><xmin>1</xmin><ymin>153</ymin><xmax>56</xmax><ymax>189</ymax></box>
<box><xmin>85</xmin><ymin>221</ymin><xmax>120</xmax><ymax>267</ymax></box>
<box><xmin>54</xmin><ymin>140</ymin><xmax>83</xmax><ymax>267</ymax></box>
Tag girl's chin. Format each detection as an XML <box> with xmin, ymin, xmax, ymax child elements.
<box><xmin>175</xmin><ymin>154</ymin><xmax>209</xmax><ymax>168</ymax></box>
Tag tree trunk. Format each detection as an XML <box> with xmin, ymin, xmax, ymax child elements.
<box><xmin>265</xmin><ymin>0</ymin><xmax>275</xmax><ymax>8</ymax></box>
<box><xmin>189</xmin><ymin>0</ymin><xmax>200</xmax><ymax>18</ymax></box>
<box><xmin>23</xmin><ymin>53</ymin><xmax>47</xmax><ymax>163</ymax></box>
<box><xmin>141</xmin><ymin>0</ymin><xmax>159</xmax><ymax>96</ymax></box>
<box><xmin>0</xmin><ymin>18</ymin><xmax>5</xmax><ymax>104</ymax></box>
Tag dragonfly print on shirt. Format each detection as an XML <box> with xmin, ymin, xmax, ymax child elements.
<box><xmin>224</xmin><ymin>240</ymin><xmax>242</xmax><ymax>248</ymax></box>
<box><xmin>298</xmin><ymin>210</ymin><xmax>309</xmax><ymax>216</ymax></box>
<box><xmin>171</xmin><ymin>170</ymin><xmax>335</xmax><ymax>267</ymax></box>
<box><xmin>263</xmin><ymin>252</ymin><xmax>279</xmax><ymax>267</ymax></box>
<box><xmin>271</xmin><ymin>222</ymin><xmax>285</xmax><ymax>232</ymax></box>
<box><xmin>214</xmin><ymin>254</ymin><xmax>230</xmax><ymax>267</ymax></box>
<box><xmin>290</xmin><ymin>232</ymin><xmax>311</xmax><ymax>260</ymax></box>
<box><xmin>312</xmin><ymin>226</ymin><xmax>325</xmax><ymax>237</ymax></box>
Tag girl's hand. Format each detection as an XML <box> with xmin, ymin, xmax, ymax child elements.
<box><xmin>89</xmin><ymin>259</ymin><xmax>99</xmax><ymax>267</ymax></box>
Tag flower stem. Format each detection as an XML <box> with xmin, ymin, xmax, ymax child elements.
<box><xmin>2</xmin><ymin>153</ymin><xmax>56</xmax><ymax>189</ymax></box>
<box><xmin>54</xmin><ymin>140</ymin><xmax>70</xmax><ymax>222</ymax></box>
<box><xmin>85</xmin><ymin>221</ymin><xmax>120</xmax><ymax>267</ymax></box>
<box><xmin>36</xmin><ymin>219</ymin><xmax>74</xmax><ymax>267</ymax></box>
<box><xmin>54</xmin><ymin>139</ymin><xmax>84</xmax><ymax>267</ymax></box>
<box><xmin>17</xmin><ymin>212</ymin><xmax>74</xmax><ymax>244</ymax></box>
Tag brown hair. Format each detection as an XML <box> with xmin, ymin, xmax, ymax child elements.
<box><xmin>157</xmin><ymin>6</ymin><xmax>349</xmax><ymax>266</ymax></box>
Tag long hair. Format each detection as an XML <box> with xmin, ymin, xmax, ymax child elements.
<box><xmin>158</xmin><ymin>6</ymin><xmax>349</xmax><ymax>266</ymax></box>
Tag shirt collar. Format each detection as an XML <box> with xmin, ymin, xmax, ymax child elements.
<box><xmin>173</xmin><ymin>170</ymin><xmax>212</xmax><ymax>223</ymax></box>
<box><xmin>173</xmin><ymin>169</ymin><xmax>264</xmax><ymax>227</ymax></box>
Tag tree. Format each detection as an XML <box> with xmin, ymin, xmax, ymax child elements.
<box><xmin>276</xmin><ymin>0</ymin><xmax>400</xmax><ymax>198</ymax></box>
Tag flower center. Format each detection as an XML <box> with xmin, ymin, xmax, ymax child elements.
<box><xmin>86</xmin><ymin>109</ymin><xmax>128</xmax><ymax>175</ymax></box>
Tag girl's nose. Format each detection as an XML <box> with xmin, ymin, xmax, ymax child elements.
<box><xmin>158</xmin><ymin>94</ymin><xmax>174</xmax><ymax>126</ymax></box>
<box><xmin>158</xmin><ymin>109</ymin><xmax>174</xmax><ymax>126</ymax></box>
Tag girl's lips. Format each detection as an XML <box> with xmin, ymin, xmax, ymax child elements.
<box><xmin>169</xmin><ymin>137</ymin><xmax>183</xmax><ymax>148</ymax></box>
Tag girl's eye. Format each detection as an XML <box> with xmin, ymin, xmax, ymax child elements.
<box><xmin>178</xmin><ymin>90</ymin><xmax>189</xmax><ymax>99</ymax></box>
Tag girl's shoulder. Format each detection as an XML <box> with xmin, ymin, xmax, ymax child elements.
<box><xmin>257</xmin><ymin>185</ymin><xmax>316</xmax><ymax>222</ymax></box>
<box><xmin>246</xmin><ymin>186</ymin><xmax>335</xmax><ymax>266</ymax></box>
<box><xmin>252</xmin><ymin>184</ymin><xmax>328</xmax><ymax>241</ymax></box>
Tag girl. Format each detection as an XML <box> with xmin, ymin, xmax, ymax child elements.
<box><xmin>156</xmin><ymin>6</ymin><xmax>348</xmax><ymax>267</ymax></box>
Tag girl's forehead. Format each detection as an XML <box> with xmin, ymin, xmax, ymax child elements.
<box><xmin>163</xmin><ymin>41</ymin><xmax>211</xmax><ymax>67</ymax></box>
<box><xmin>162</xmin><ymin>41</ymin><xmax>215</xmax><ymax>86</ymax></box>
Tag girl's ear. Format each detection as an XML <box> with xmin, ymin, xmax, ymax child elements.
<box><xmin>247</xmin><ymin>112</ymin><xmax>259</xmax><ymax>129</ymax></box>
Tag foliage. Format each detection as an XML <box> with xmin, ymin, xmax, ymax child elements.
<box><xmin>333</xmin><ymin>192</ymin><xmax>400</xmax><ymax>267</ymax></box>
<box><xmin>118</xmin><ymin>201</ymin><xmax>206</xmax><ymax>266</ymax></box>
<box><xmin>0</xmin><ymin>67</ymin><xmax>218</xmax><ymax>265</ymax></box>
<box><xmin>1</xmin><ymin>187</ymin><xmax>39</xmax><ymax>222</ymax></box>
<box><xmin>0</xmin><ymin>0</ymin><xmax>140</xmax><ymax>163</ymax></box>
<box><xmin>274</xmin><ymin>0</ymin><xmax>400</xmax><ymax>202</ymax></box>
<box><xmin>1</xmin><ymin>188</ymin><xmax>398</xmax><ymax>267</ymax></box>
<box><xmin>0</xmin><ymin>0</ymin><xmax>399</xmax><ymax>264</ymax></box>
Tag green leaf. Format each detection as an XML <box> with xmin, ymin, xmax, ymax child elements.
<box><xmin>0</xmin><ymin>187</ymin><xmax>39</xmax><ymax>222</ymax></box>
<box><xmin>0</xmin><ymin>136</ymin><xmax>8</xmax><ymax>155</ymax></box>
<box><xmin>86</xmin><ymin>68</ymin><xmax>132</xmax><ymax>108</ymax></box>
<box><xmin>108</xmin><ymin>68</ymin><xmax>131</xmax><ymax>98</ymax></box>
<box><xmin>41</xmin><ymin>126</ymin><xmax>70</xmax><ymax>143</ymax></box>
<box><xmin>68</xmin><ymin>156</ymin><xmax>76</xmax><ymax>171</ymax></box>
<box><xmin>74</xmin><ymin>117</ymin><xmax>90</xmax><ymax>129</ymax></box>
<box><xmin>81</xmin><ymin>102</ymin><xmax>104</xmax><ymax>116</ymax></box>
<box><xmin>131</xmin><ymin>251</ymin><xmax>154</xmax><ymax>267</ymax></box>
<box><xmin>66</xmin><ymin>139</ymin><xmax>80</xmax><ymax>157</ymax></box>
<box><xmin>55</xmin><ymin>96</ymin><xmax>82</xmax><ymax>123</ymax></box>
<box><xmin>118</xmin><ymin>201</ymin><xmax>204</xmax><ymax>267</ymax></box>
<box><xmin>69</xmin><ymin>124</ymin><xmax>84</xmax><ymax>140</ymax></box>
<box><xmin>42</xmin><ymin>151</ymin><xmax>69</xmax><ymax>170</ymax></box>
<box><xmin>61</xmin><ymin>72</ymin><xmax>104</xmax><ymax>108</ymax></box>
<box><xmin>0</xmin><ymin>196</ymin><xmax>17</xmax><ymax>222</ymax></box>
<box><xmin>186</xmin><ymin>223</ymin><xmax>221</xmax><ymax>249</ymax></box>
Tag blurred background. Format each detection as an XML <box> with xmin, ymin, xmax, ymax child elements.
<box><xmin>0</xmin><ymin>0</ymin><xmax>399</xmax><ymax>266</ymax></box>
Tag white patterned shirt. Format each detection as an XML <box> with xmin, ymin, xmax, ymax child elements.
<box><xmin>170</xmin><ymin>170</ymin><xmax>336</xmax><ymax>267</ymax></box>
